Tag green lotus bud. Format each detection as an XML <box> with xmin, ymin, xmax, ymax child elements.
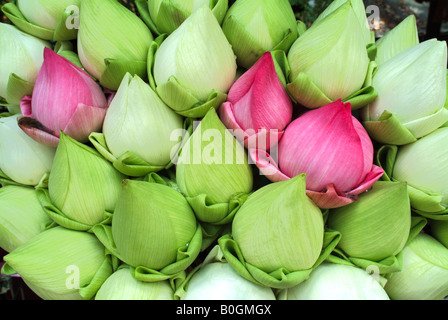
<box><xmin>377</xmin><ymin>128</ymin><xmax>448</xmax><ymax>218</ymax></box>
<box><xmin>93</xmin><ymin>178</ymin><xmax>202</xmax><ymax>282</ymax></box>
<box><xmin>0</xmin><ymin>185</ymin><xmax>53</xmax><ymax>253</ymax></box>
<box><xmin>95</xmin><ymin>266</ymin><xmax>175</xmax><ymax>300</ymax></box>
<box><xmin>362</xmin><ymin>39</ymin><xmax>447</xmax><ymax>145</ymax></box>
<box><xmin>282</xmin><ymin>262</ymin><xmax>390</xmax><ymax>300</ymax></box>
<box><xmin>287</xmin><ymin>1</ymin><xmax>374</xmax><ymax>110</ymax></box>
<box><xmin>0</xmin><ymin>23</ymin><xmax>51</xmax><ymax>112</ymax></box>
<box><xmin>90</xmin><ymin>73</ymin><xmax>185</xmax><ymax>177</ymax></box>
<box><xmin>313</xmin><ymin>0</ymin><xmax>373</xmax><ymax>48</ymax></box>
<box><xmin>176</xmin><ymin>108</ymin><xmax>253</xmax><ymax>225</ymax></box>
<box><xmin>1</xmin><ymin>226</ymin><xmax>116</xmax><ymax>300</ymax></box>
<box><xmin>2</xmin><ymin>0</ymin><xmax>80</xmax><ymax>41</ymax></box>
<box><xmin>384</xmin><ymin>233</ymin><xmax>448</xmax><ymax>300</ymax></box>
<box><xmin>222</xmin><ymin>0</ymin><xmax>298</xmax><ymax>69</ymax></box>
<box><xmin>375</xmin><ymin>15</ymin><xmax>419</xmax><ymax>66</ymax></box>
<box><xmin>0</xmin><ymin>114</ymin><xmax>55</xmax><ymax>187</ymax></box>
<box><xmin>43</xmin><ymin>132</ymin><xmax>126</xmax><ymax>230</ymax></box>
<box><xmin>77</xmin><ymin>0</ymin><xmax>153</xmax><ymax>90</ymax></box>
<box><xmin>219</xmin><ymin>174</ymin><xmax>341</xmax><ymax>289</ymax></box>
<box><xmin>327</xmin><ymin>181</ymin><xmax>412</xmax><ymax>273</ymax></box>
<box><xmin>136</xmin><ymin>0</ymin><xmax>228</xmax><ymax>36</ymax></box>
<box><xmin>150</xmin><ymin>6</ymin><xmax>236</xmax><ymax>118</ymax></box>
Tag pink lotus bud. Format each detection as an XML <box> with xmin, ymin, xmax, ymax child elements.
<box><xmin>219</xmin><ymin>52</ymin><xmax>293</xmax><ymax>150</ymax></box>
<box><xmin>18</xmin><ymin>48</ymin><xmax>108</xmax><ymax>147</ymax></box>
<box><xmin>250</xmin><ymin>100</ymin><xmax>384</xmax><ymax>208</ymax></box>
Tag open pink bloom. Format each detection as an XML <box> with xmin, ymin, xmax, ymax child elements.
<box><xmin>250</xmin><ymin>100</ymin><xmax>384</xmax><ymax>209</ymax></box>
<box><xmin>219</xmin><ymin>52</ymin><xmax>293</xmax><ymax>150</ymax></box>
<box><xmin>18</xmin><ymin>48</ymin><xmax>108</xmax><ymax>147</ymax></box>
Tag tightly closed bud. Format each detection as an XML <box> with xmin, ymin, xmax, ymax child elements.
<box><xmin>219</xmin><ymin>174</ymin><xmax>341</xmax><ymax>289</ymax></box>
<box><xmin>90</xmin><ymin>73</ymin><xmax>184</xmax><ymax>177</ymax></box>
<box><xmin>18</xmin><ymin>48</ymin><xmax>109</xmax><ymax>147</ymax></box>
<box><xmin>2</xmin><ymin>0</ymin><xmax>80</xmax><ymax>41</ymax></box>
<box><xmin>0</xmin><ymin>185</ymin><xmax>53</xmax><ymax>253</ymax></box>
<box><xmin>313</xmin><ymin>0</ymin><xmax>373</xmax><ymax>48</ymax></box>
<box><xmin>95</xmin><ymin>266</ymin><xmax>175</xmax><ymax>300</ymax></box>
<box><xmin>77</xmin><ymin>0</ymin><xmax>153</xmax><ymax>90</ymax></box>
<box><xmin>377</xmin><ymin>128</ymin><xmax>448</xmax><ymax>218</ymax></box>
<box><xmin>327</xmin><ymin>181</ymin><xmax>412</xmax><ymax>274</ymax></box>
<box><xmin>137</xmin><ymin>0</ymin><xmax>228</xmax><ymax>35</ymax></box>
<box><xmin>219</xmin><ymin>52</ymin><xmax>293</xmax><ymax>150</ymax></box>
<box><xmin>0</xmin><ymin>114</ymin><xmax>55</xmax><ymax>186</ymax></box>
<box><xmin>179</xmin><ymin>246</ymin><xmax>276</xmax><ymax>300</ymax></box>
<box><xmin>0</xmin><ymin>23</ymin><xmax>51</xmax><ymax>113</ymax></box>
<box><xmin>287</xmin><ymin>1</ymin><xmax>373</xmax><ymax>110</ymax></box>
<box><xmin>251</xmin><ymin>100</ymin><xmax>383</xmax><ymax>209</ymax></box>
<box><xmin>40</xmin><ymin>132</ymin><xmax>125</xmax><ymax>230</ymax></box>
<box><xmin>384</xmin><ymin>233</ymin><xmax>448</xmax><ymax>300</ymax></box>
<box><xmin>93</xmin><ymin>178</ymin><xmax>202</xmax><ymax>282</ymax></box>
<box><xmin>1</xmin><ymin>226</ymin><xmax>116</xmax><ymax>300</ymax></box>
<box><xmin>176</xmin><ymin>108</ymin><xmax>253</xmax><ymax>225</ymax></box>
<box><xmin>375</xmin><ymin>15</ymin><xmax>419</xmax><ymax>66</ymax></box>
<box><xmin>282</xmin><ymin>263</ymin><xmax>390</xmax><ymax>300</ymax></box>
<box><xmin>222</xmin><ymin>0</ymin><xmax>298</xmax><ymax>69</ymax></box>
<box><xmin>362</xmin><ymin>39</ymin><xmax>448</xmax><ymax>145</ymax></box>
<box><xmin>151</xmin><ymin>6</ymin><xmax>236</xmax><ymax>118</ymax></box>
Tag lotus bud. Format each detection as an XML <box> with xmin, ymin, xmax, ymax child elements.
<box><xmin>384</xmin><ymin>233</ymin><xmax>448</xmax><ymax>300</ymax></box>
<box><xmin>176</xmin><ymin>108</ymin><xmax>253</xmax><ymax>225</ymax></box>
<box><xmin>1</xmin><ymin>226</ymin><xmax>116</xmax><ymax>300</ymax></box>
<box><xmin>327</xmin><ymin>181</ymin><xmax>412</xmax><ymax>274</ymax></box>
<box><xmin>2</xmin><ymin>0</ymin><xmax>80</xmax><ymax>41</ymax></box>
<box><xmin>0</xmin><ymin>23</ymin><xmax>51</xmax><ymax>113</ymax></box>
<box><xmin>221</xmin><ymin>0</ymin><xmax>298</xmax><ymax>69</ymax></box>
<box><xmin>77</xmin><ymin>0</ymin><xmax>153</xmax><ymax>90</ymax></box>
<box><xmin>89</xmin><ymin>73</ymin><xmax>185</xmax><ymax>177</ymax></box>
<box><xmin>282</xmin><ymin>262</ymin><xmax>390</xmax><ymax>300</ymax></box>
<box><xmin>109</xmin><ymin>179</ymin><xmax>201</xmax><ymax>276</ymax></box>
<box><xmin>136</xmin><ymin>0</ymin><xmax>228</xmax><ymax>36</ymax></box>
<box><xmin>0</xmin><ymin>114</ymin><xmax>55</xmax><ymax>186</ymax></box>
<box><xmin>361</xmin><ymin>39</ymin><xmax>448</xmax><ymax>145</ymax></box>
<box><xmin>251</xmin><ymin>100</ymin><xmax>384</xmax><ymax>209</ymax></box>
<box><xmin>179</xmin><ymin>246</ymin><xmax>276</xmax><ymax>300</ymax></box>
<box><xmin>377</xmin><ymin>128</ymin><xmax>448</xmax><ymax>218</ymax></box>
<box><xmin>312</xmin><ymin>0</ymin><xmax>374</xmax><ymax>49</ymax></box>
<box><xmin>0</xmin><ymin>185</ymin><xmax>53</xmax><ymax>253</ymax></box>
<box><xmin>375</xmin><ymin>15</ymin><xmax>419</xmax><ymax>66</ymax></box>
<box><xmin>151</xmin><ymin>6</ymin><xmax>236</xmax><ymax>118</ymax></box>
<box><xmin>219</xmin><ymin>52</ymin><xmax>293</xmax><ymax>150</ymax></box>
<box><xmin>218</xmin><ymin>174</ymin><xmax>341</xmax><ymax>289</ymax></box>
<box><xmin>95</xmin><ymin>266</ymin><xmax>175</xmax><ymax>300</ymax></box>
<box><xmin>41</xmin><ymin>132</ymin><xmax>126</xmax><ymax>230</ymax></box>
<box><xmin>287</xmin><ymin>1</ymin><xmax>373</xmax><ymax>110</ymax></box>
<box><xmin>18</xmin><ymin>48</ymin><xmax>109</xmax><ymax>147</ymax></box>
